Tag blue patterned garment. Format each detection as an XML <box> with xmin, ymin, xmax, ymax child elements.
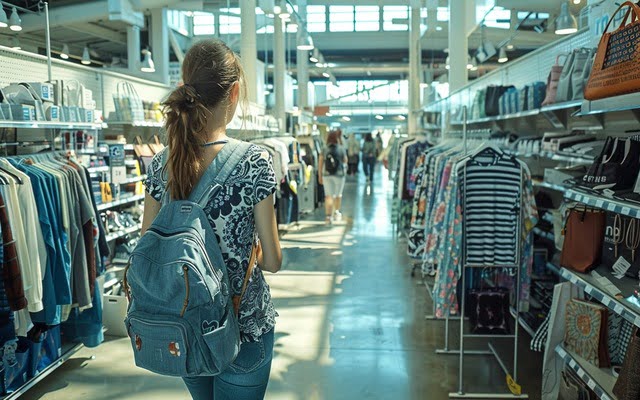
<box><xmin>145</xmin><ymin>143</ymin><xmax>278</xmax><ymax>342</ymax></box>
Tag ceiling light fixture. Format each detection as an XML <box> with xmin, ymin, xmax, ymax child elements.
<box><xmin>326</xmin><ymin>112</ymin><xmax>333</xmax><ymax>117</ymax></box>
<box><xmin>278</xmin><ymin>0</ymin><xmax>290</xmax><ymax>19</ymax></box>
<box><xmin>309</xmin><ymin>49</ymin><xmax>319</xmax><ymax>63</ymax></box>
<box><xmin>397</xmin><ymin>115</ymin><xmax>406</xmax><ymax>121</ymax></box>
<box><xmin>0</xmin><ymin>7</ymin><xmax>8</xmax><ymax>28</ymax></box>
<box><xmin>60</xmin><ymin>44</ymin><xmax>70</xmax><ymax>59</ymax></box>
<box><xmin>81</xmin><ymin>46</ymin><xmax>91</xmax><ymax>65</ymax></box>
<box><xmin>573</xmin><ymin>0</ymin><xmax>581</xmax><ymax>4</ymax></box>
<box><xmin>342</xmin><ymin>116</ymin><xmax>351</xmax><ymax>121</ymax></box>
<box><xmin>10</xmin><ymin>36</ymin><xmax>20</xmax><ymax>50</ymax></box>
<box><xmin>555</xmin><ymin>2</ymin><xmax>577</xmax><ymax>35</ymax></box>
<box><xmin>141</xmin><ymin>49</ymin><xmax>155</xmax><ymax>72</ymax></box>
<box><xmin>322</xmin><ymin>71</ymin><xmax>330</xmax><ymax>78</ymax></box>
<box><xmin>445</xmin><ymin>55</ymin><xmax>450</xmax><ymax>70</ymax></box>
<box><xmin>9</xmin><ymin>7</ymin><xmax>21</xmax><ymax>31</ymax></box>
<box><xmin>375</xmin><ymin>115</ymin><xmax>384</xmax><ymax>120</ymax></box>
<box><xmin>466</xmin><ymin>55</ymin><xmax>473</xmax><ymax>70</ymax></box>
<box><xmin>470</xmin><ymin>57</ymin><xmax>478</xmax><ymax>71</ymax></box>
<box><xmin>498</xmin><ymin>47</ymin><xmax>508</xmax><ymax>63</ymax></box>
<box><xmin>296</xmin><ymin>32</ymin><xmax>314</xmax><ymax>51</ymax></box>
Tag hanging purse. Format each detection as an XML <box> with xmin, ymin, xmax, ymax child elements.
<box><xmin>608</xmin><ymin>311</ymin><xmax>635</xmax><ymax>366</ymax></box>
<box><xmin>560</xmin><ymin>206</ymin><xmax>606</xmax><ymax>273</ymax></box>
<box><xmin>466</xmin><ymin>285</ymin><xmax>511</xmax><ymax>335</ymax></box>
<box><xmin>613</xmin><ymin>328</ymin><xmax>640</xmax><ymax>400</ymax></box>
<box><xmin>556</xmin><ymin>50</ymin><xmax>576</xmax><ymax>103</ymax></box>
<box><xmin>585</xmin><ymin>1</ymin><xmax>640</xmax><ymax>100</ymax></box>
<box><xmin>542</xmin><ymin>54</ymin><xmax>568</xmax><ymax>106</ymax></box>
<box><xmin>564</xmin><ymin>299</ymin><xmax>611</xmax><ymax>368</ymax></box>
<box><xmin>572</xmin><ymin>48</ymin><xmax>596</xmax><ymax>101</ymax></box>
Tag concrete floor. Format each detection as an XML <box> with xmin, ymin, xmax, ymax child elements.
<box><xmin>25</xmin><ymin>168</ymin><xmax>543</xmax><ymax>400</ymax></box>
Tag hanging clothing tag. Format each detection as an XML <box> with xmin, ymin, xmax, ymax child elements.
<box><xmin>612</xmin><ymin>256</ymin><xmax>632</xmax><ymax>279</ymax></box>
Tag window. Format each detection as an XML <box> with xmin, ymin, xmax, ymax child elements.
<box><xmin>219</xmin><ymin>8</ymin><xmax>241</xmax><ymax>34</ymax></box>
<box><xmin>329</xmin><ymin>5</ymin><xmax>354</xmax><ymax>32</ymax></box>
<box><xmin>193</xmin><ymin>12</ymin><xmax>214</xmax><ymax>35</ymax></box>
<box><xmin>437</xmin><ymin>7</ymin><xmax>449</xmax><ymax>22</ymax></box>
<box><xmin>383</xmin><ymin>6</ymin><xmax>408</xmax><ymax>31</ymax></box>
<box><xmin>307</xmin><ymin>5</ymin><xmax>326</xmax><ymax>33</ymax></box>
<box><xmin>169</xmin><ymin>11</ymin><xmax>190</xmax><ymax>36</ymax></box>
<box><xmin>355</xmin><ymin>6</ymin><xmax>380</xmax><ymax>32</ymax></box>
<box><xmin>257</xmin><ymin>25</ymin><xmax>275</xmax><ymax>34</ymax></box>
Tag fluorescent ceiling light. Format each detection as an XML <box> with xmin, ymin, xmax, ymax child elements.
<box><xmin>375</xmin><ymin>115</ymin><xmax>384</xmax><ymax>120</ymax></box>
<box><xmin>309</xmin><ymin>49</ymin><xmax>319</xmax><ymax>63</ymax></box>
<box><xmin>498</xmin><ymin>47</ymin><xmax>508</xmax><ymax>63</ymax></box>
<box><xmin>315</xmin><ymin>62</ymin><xmax>324</xmax><ymax>68</ymax></box>
<box><xmin>326</xmin><ymin>112</ymin><xmax>333</xmax><ymax>117</ymax></box>
<box><xmin>60</xmin><ymin>44</ymin><xmax>70</xmax><ymax>59</ymax></box>
<box><xmin>278</xmin><ymin>0</ymin><xmax>290</xmax><ymax>19</ymax></box>
<box><xmin>309</xmin><ymin>56</ymin><xmax>318</xmax><ymax>63</ymax></box>
<box><xmin>141</xmin><ymin>49</ymin><xmax>155</xmax><ymax>72</ymax></box>
<box><xmin>397</xmin><ymin>115</ymin><xmax>406</xmax><ymax>121</ymax></box>
<box><xmin>81</xmin><ymin>46</ymin><xmax>91</xmax><ymax>65</ymax></box>
<box><xmin>555</xmin><ymin>2</ymin><xmax>577</xmax><ymax>35</ymax></box>
<box><xmin>342</xmin><ymin>116</ymin><xmax>351</xmax><ymax>121</ymax></box>
<box><xmin>0</xmin><ymin>7</ymin><xmax>8</xmax><ymax>28</ymax></box>
<box><xmin>9</xmin><ymin>7</ymin><xmax>21</xmax><ymax>31</ymax></box>
<box><xmin>296</xmin><ymin>33</ymin><xmax>314</xmax><ymax>51</ymax></box>
<box><xmin>322</xmin><ymin>72</ymin><xmax>330</xmax><ymax>78</ymax></box>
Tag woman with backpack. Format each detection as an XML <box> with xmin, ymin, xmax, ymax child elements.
<box><xmin>319</xmin><ymin>131</ymin><xmax>348</xmax><ymax>225</ymax></box>
<box><xmin>140</xmin><ymin>39</ymin><xmax>282</xmax><ymax>400</ymax></box>
<box><xmin>347</xmin><ymin>133</ymin><xmax>361</xmax><ymax>176</ymax></box>
<box><xmin>362</xmin><ymin>133</ymin><xmax>377</xmax><ymax>183</ymax></box>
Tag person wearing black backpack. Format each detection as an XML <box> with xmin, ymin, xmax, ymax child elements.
<box><xmin>318</xmin><ymin>131</ymin><xmax>348</xmax><ymax>225</ymax></box>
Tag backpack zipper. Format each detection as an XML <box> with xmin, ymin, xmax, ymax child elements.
<box><xmin>146</xmin><ymin>227</ymin><xmax>217</xmax><ymax>276</ymax></box>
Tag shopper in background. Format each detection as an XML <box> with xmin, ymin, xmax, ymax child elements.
<box><xmin>141</xmin><ymin>39</ymin><xmax>282</xmax><ymax>400</ymax></box>
<box><xmin>375</xmin><ymin>132</ymin><xmax>384</xmax><ymax>160</ymax></box>
<box><xmin>347</xmin><ymin>133</ymin><xmax>361</xmax><ymax>176</ymax></box>
<box><xmin>319</xmin><ymin>131</ymin><xmax>348</xmax><ymax>225</ymax></box>
<box><xmin>362</xmin><ymin>133</ymin><xmax>377</xmax><ymax>183</ymax></box>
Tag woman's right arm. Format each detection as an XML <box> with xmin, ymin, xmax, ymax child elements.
<box><xmin>254</xmin><ymin>194</ymin><xmax>282</xmax><ymax>273</ymax></box>
<box><xmin>318</xmin><ymin>155</ymin><xmax>324</xmax><ymax>185</ymax></box>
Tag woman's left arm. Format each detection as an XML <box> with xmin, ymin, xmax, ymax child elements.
<box><xmin>254</xmin><ymin>194</ymin><xmax>282</xmax><ymax>273</ymax></box>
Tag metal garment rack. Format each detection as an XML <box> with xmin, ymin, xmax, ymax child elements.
<box><xmin>448</xmin><ymin>106</ymin><xmax>527</xmax><ymax>399</ymax></box>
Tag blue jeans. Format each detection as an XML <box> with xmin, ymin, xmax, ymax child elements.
<box><xmin>363</xmin><ymin>156</ymin><xmax>376</xmax><ymax>181</ymax></box>
<box><xmin>183</xmin><ymin>329</ymin><xmax>274</xmax><ymax>400</ymax></box>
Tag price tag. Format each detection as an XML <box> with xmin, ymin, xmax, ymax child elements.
<box><xmin>575</xmin><ymin>194</ymin><xmax>584</xmax><ymax>202</ymax></box>
<box><xmin>614</xmin><ymin>304</ymin><xmax>624</xmax><ymax>315</ymax></box>
<box><xmin>613</xmin><ymin>256</ymin><xmax>632</xmax><ymax>279</ymax></box>
<box><xmin>607</xmin><ymin>202</ymin><xmax>617</xmax><ymax>211</ymax></box>
<box><xmin>622</xmin><ymin>207</ymin><xmax>631</xmax><ymax>216</ymax></box>
<box><xmin>570</xmin><ymin>274</ymin><xmax>578</xmax><ymax>284</ymax></box>
<box><xmin>602</xmin><ymin>297</ymin><xmax>613</xmax><ymax>307</ymax></box>
<box><xmin>595</xmin><ymin>199</ymin><xmax>604</xmax><ymax>208</ymax></box>
<box><xmin>585</xmin><ymin>286</ymin><xmax>594</xmax><ymax>295</ymax></box>
<box><xmin>587</xmin><ymin>379</ymin><xmax>596</xmax><ymax>390</ymax></box>
<box><xmin>111</xmin><ymin>166</ymin><xmax>127</xmax><ymax>184</ymax></box>
<box><xmin>506</xmin><ymin>374</ymin><xmax>522</xmax><ymax>395</ymax></box>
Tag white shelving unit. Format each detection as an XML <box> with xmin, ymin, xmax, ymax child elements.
<box><xmin>555</xmin><ymin>345</ymin><xmax>617</xmax><ymax>400</ymax></box>
<box><xmin>97</xmin><ymin>194</ymin><xmax>145</xmax><ymax>212</ymax></box>
<box><xmin>565</xmin><ymin>189</ymin><xmax>640</xmax><ymax>220</ymax></box>
<box><xmin>0</xmin><ymin>121</ymin><xmax>103</xmax><ymax>130</ymax></box>
<box><xmin>105</xmin><ymin>223</ymin><xmax>142</xmax><ymax>242</ymax></box>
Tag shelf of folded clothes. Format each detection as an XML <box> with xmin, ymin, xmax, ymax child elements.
<box><xmin>555</xmin><ymin>263</ymin><xmax>640</xmax><ymax>328</ymax></box>
<box><xmin>0</xmin><ymin>120</ymin><xmax>103</xmax><ymax>130</ymax></box>
<box><xmin>555</xmin><ymin>344</ymin><xmax>616</xmax><ymax>400</ymax></box>
<box><xmin>96</xmin><ymin>194</ymin><xmax>145</xmax><ymax>212</ymax></box>
<box><xmin>581</xmin><ymin>92</ymin><xmax>640</xmax><ymax>116</ymax></box>
<box><xmin>565</xmin><ymin>188</ymin><xmax>640</xmax><ymax>219</ymax></box>
<box><xmin>105</xmin><ymin>223</ymin><xmax>143</xmax><ymax>243</ymax></box>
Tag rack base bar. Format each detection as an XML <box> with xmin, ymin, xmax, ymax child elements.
<box><xmin>436</xmin><ymin>349</ymin><xmax>493</xmax><ymax>356</ymax></box>
<box><xmin>487</xmin><ymin>342</ymin><xmax>509</xmax><ymax>376</ymax></box>
<box><xmin>4</xmin><ymin>343</ymin><xmax>85</xmax><ymax>400</ymax></box>
<box><xmin>463</xmin><ymin>334</ymin><xmax>517</xmax><ymax>339</ymax></box>
<box><xmin>449</xmin><ymin>393</ymin><xmax>529</xmax><ymax>399</ymax></box>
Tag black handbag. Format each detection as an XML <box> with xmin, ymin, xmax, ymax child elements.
<box><xmin>485</xmin><ymin>85</ymin><xmax>514</xmax><ymax>117</ymax></box>
<box><xmin>467</xmin><ymin>286</ymin><xmax>511</xmax><ymax>335</ymax></box>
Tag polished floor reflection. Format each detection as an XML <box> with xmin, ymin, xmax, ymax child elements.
<box><xmin>27</xmin><ymin>166</ymin><xmax>543</xmax><ymax>400</ymax></box>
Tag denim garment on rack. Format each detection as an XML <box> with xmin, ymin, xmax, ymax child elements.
<box><xmin>61</xmin><ymin>279</ymin><xmax>103</xmax><ymax>348</ymax></box>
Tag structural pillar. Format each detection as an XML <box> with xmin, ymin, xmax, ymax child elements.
<box><xmin>127</xmin><ymin>25</ymin><xmax>141</xmax><ymax>73</ymax></box>
<box><xmin>241</xmin><ymin>0</ymin><xmax>258</xmax><ymax>103</ymax></box>
<box><xmin>273</xmin><ymin>15</ymin><xmax>286</xmax><ymax>131</ymax></box>
<box><xmin>296</xmin><ymin>0</ymin><xmax>309</xmax><ymax>111</ymax></box>
<box><xmin>408</xmin><ymin>0</ymin><xmax>422</xmax><ymax>136</ymax></box>
<box><xmin>448</xmin><ymin>0</ymin><xmax>468</xmax><ymax>92</ymax></box>
<box><xmin>151</xmin><ymin>8</ymin><xmax>170</xmax><ymax>85</ymax></box>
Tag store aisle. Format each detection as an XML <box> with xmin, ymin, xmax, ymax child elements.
<box><xmin>28</xmin><ymin>167</ymin><xmax>541</xmax><ymax>400</ymax></box>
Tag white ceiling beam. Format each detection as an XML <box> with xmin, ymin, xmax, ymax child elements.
<box><xmin>131</xmin><ymin>0</ymin><xmax>203</xmax><ymax>11</ymax></box>
<box><xmin>20</xmin><ymin>0</ymin><xmax>144</xmax><ymax>34</ymax></box>
<box><xmin>67</xmin><ymin>24</ymin><xmax>127</xmax><ymax>45</ymax></box>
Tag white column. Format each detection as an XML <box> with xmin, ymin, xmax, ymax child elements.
<box><xmin>448</xmin><ymin>0</ymin><xmax>468</xmax><ymax>92</ymax></box>
<box><xmin>241</xmin><ymin>0</ymin><xmax>258</xmax><ymax>103</ymax></box>
<box><xmin>127</xmin><ymin>25</ymin><xmax>140</xmax><ymax>73</ymax></box>
<box><xmin>408</xmin><ymin>0</ymin><xmax>422</xmax><ymax>136</ymax></box>
<box><xmin>151</xmin><ymin>8</ymin><xmax>169</xmax><ymax>85</ymax></box>
<box><xmin>274</xmin><ymin>15</ymin><xmax>286</xmax><ymax>131</ymax></box>
<box><xmin>297</xmin><ymin>0</ymin><xmax>309</xmax><ymax>111</ymax></box>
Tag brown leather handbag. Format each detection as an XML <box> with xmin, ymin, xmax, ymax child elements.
<box><xmin>560</xmin><ymin>206</ymin><xmax>606</xmax><ymax>272</ymax></box>
<box><xmin>584</xmin><ymin>1</ymin><xmax>640</xmax><ymax>100</ymax></box>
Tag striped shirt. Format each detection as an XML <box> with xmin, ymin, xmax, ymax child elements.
<box><xmin>459</xmin><ymin>149</ymin><xmax>522</xmax><ymax>267</ymax></box>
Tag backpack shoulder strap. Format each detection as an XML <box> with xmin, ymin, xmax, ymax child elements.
<box><xmin>191</xmin><ymin>138</ymin><xmax>252</xmax><ymax>208</ymax></box>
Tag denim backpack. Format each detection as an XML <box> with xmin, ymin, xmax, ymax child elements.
<box><xmin>123</xmin><ymin>139</ymin><xmax>253</xmax><ymax>377</ymax></box>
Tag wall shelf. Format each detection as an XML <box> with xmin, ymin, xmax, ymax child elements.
<box><xmin>0</xmin><ymin>121</ymin><xmax>103</xmax><ymax>130</ymax></box>
<box><xmin>105</xmin><ymin>223</ymin><xmax>142</xmax><ymax>242</ymax></box>
<box><xmin>106</xmin><ymin>121</ymin><xmax>164</xmax><ymax>128</ymax></box>
<box><xmin>565</xmin><ymin>189</ymin><xmax>640</xmax><ymax>219</ymax></box>
<box><xmin>555</xmin><ymin>345</ymin><xmax>617</xmax><ymax>400</ymax></box>
<box><xmin>97</xmin><ymin>194</ymin><xmax>145</xmax><ymax>212</ymax></box>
